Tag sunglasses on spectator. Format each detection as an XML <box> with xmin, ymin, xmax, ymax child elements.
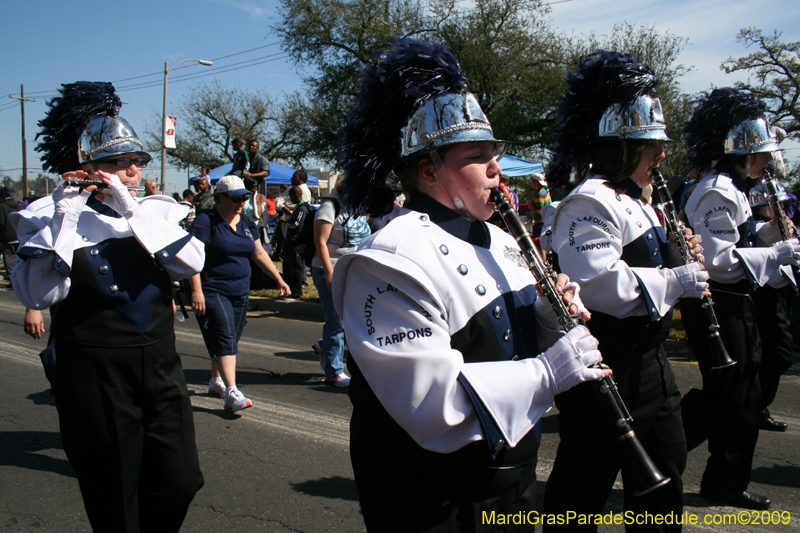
<box><xmin>224</xmin><ymin>194</ymin><xmax>250</xmax><ymax>203</ymax></box>
<box><xmin>101</xmin><ymin>157</ymin><xmax>151</xmax><ymax>169</ymax></box>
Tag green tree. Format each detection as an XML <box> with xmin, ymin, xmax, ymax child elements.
<box><xmin>144</xmin><ymin>81</ymin><xmax>308</xmax><ymax>173</ymax></box>
<box><xmin>434</xmin><ymin>0</ymin><xmax>567</xmax><ymax>160</ymax></box>
<box><xmin>275</xmin><ymin>0</ymin><xmax>434</xmax><ymax>165</ymax></box>
<box><xmin>722</xmin><ymin>28</ymin><xmax>800</xmax><ymax>182</ymax></box>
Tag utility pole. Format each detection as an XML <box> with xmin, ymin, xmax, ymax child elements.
<box><xmin>9</xmin><ymin>85</ymin><xmax>36</xmax><ymax>198</ymax></box>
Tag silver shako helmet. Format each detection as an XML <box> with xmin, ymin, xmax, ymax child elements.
<box><xmin>724</xmin><ymin>116</ymin><xmax>779</xmax><ymax>157</ymax></box>
<box><xmin>401</xmin><ymin>92</ymin><xmax>507</xmax><ymax>160</ymax></box>
<box><xmin>598</xmin><ymin>94</ymin><xmax>670</xmax><ymax>142</ymax></box>
<box><xmin>78</xmin><ymin>113</ymin><xmax>151</xmax><ymax>166</ymax></box>
<box><xmin>685</xmin><ymin>88</ymin><xmax>779</xmax><ymax>174</ymax></box>
<box><xmin>748</xmin><ymin>177</ymin><xmax>789</xmax><ymax>208</ymax></box>
<box><xmin>36</xmin><ymin>81</ymin><xmax>150</xmax><ymax>175</ymax></box>
<box><xmin>547</xmin><ymin>50</ymin><xmax>669</xmax><ymax>187</ymax></box>
<box><xmin>337</xmin><ymin>39</ymin><xmax>506</xmax><ymax>216</ymax></box>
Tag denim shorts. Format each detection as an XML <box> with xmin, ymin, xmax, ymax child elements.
<box><xmin>196</xmin><ymin>291</ymin><xmax>249</xmax><ymax>358</ymax></box>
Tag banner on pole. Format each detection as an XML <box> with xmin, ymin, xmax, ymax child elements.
<box><xmin>164</xmin><ymin>116</ymin><xmax>177</xmax><ymax>149</ymax></box>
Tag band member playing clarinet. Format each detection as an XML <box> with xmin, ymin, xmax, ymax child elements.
<box><xmin>543</xmin><ymin>51</ymin><xmax>708</xmax><ymax>532</ymax></box>
<box><xmin>680</xmin><ymin>88</ymin><xmax>799</xmax><ymax>510</ymax></box>
<box><xmin>330</xmin><ymin>39</ymin><xmax>608</xmax><ymax>532</ymax></box>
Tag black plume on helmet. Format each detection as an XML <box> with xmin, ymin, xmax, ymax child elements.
<box><xmin>336</xmin><ymin>39</ymin><xmax>468</xmax><ymax>215</ymax></box>
<box><xmin>547</xmin><ymin>50</ymin><xmax>659</xmax><ymax>187</ymax></box>
<box><xmin>684</xmin><ymin>87</ymin><xmax>767</xmax><ymax>173</ymax></box>
<box><xmin>36</xmin><ymin>81</ymin><xmax>121</xmax><ymax>175</ymax></box>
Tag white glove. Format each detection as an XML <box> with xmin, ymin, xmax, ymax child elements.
<box><xmin>52</xmin><ymin>181</ymin><xmax>91</xmax><ymax>219</ymax></box>
<box><xmin>666</xmin><ymin>262</ymin><xmax>709</xmax><ymax>299</ymax></box>
<box><xmin>773</xmin><ymin>239</ymin><xmax>800</xmax><ymax>266</ymax></box>
<box><xmin>538</xmin><ymin>325</ymin><xmax>604</xmax><ymax>395</ymax></box>
<box><xmin>101</xmin><ymin>175</ymin><xmax>140</xmax><ymax>219</ymax></box>
<box><xmin>562</xmin><ymin>281</ymin><xmax>590</xmax><ymax>319</ymax></box>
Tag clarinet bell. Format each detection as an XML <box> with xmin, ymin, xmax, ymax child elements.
<box><xmin>709</xmin><ymin>334</ymin><xmax>737</xmax><ymax>370</ymax></box>
<box><xmin>622</xmin><ymin>435</ymin><xmax>672</xmax><ymax>496</ymax></box>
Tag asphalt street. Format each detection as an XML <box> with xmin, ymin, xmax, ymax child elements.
<box><xmin>1</xmin><ymin>286</ymin><xmax>799</xmax><ymax>532</ymax></box>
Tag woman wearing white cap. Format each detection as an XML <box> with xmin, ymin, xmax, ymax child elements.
<box><xmin>187</xmin><ymin>175</ymin><xmax>290</xmax><ymax>411</ymax></box>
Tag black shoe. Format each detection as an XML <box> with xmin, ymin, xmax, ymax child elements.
<box><xmin>700</xmin><ymin>487</ymin><xmax>771</xmax><ymax>510</ymax></box>
<box><xmin>759</xmin><ymin>416</ymin><xmax>788</xmax><ymax>432</ymax></box>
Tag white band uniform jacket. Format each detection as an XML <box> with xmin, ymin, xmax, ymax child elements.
<box><xmin>11</xmin><ymin>193</ymin><xmax>205</xmax><ymax>345</ymax></box>
<box><xmin>683</xmin><ymin>171</ymin><xmax>789</xmax><ymax>290</ymax></box>
<box><xmin>549</xmin><ymin>175</ymin><xmax>679</xmax><ymax>321</ymax></box>
<box><xmin>332</xmin><ymin>196</ymin><xmax>564</xmax><ymax>456</ymax></box>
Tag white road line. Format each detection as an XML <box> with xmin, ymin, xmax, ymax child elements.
<box><xmin>0</xmin><ymin>336</ymin><xmax>43</xmax><ymax>367</ymax></box>
<box><xmin>0</xmin><ymin>339</ymin><xmax>349</xmax><ymax>448</ymax></box>
<box><xmin>187</xmin><ymin>383</ymin><xmax>350</xmax><ymax>447</ymax></box>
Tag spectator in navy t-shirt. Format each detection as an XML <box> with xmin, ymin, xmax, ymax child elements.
<box><xmin>187</xmin><ymin>175</ymin><xmax>289</xmax><ymax>411</ymax></box>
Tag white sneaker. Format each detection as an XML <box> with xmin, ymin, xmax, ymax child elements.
<box><xmin>208</xmin><ymin>379</ymin><xmax>226</xmax><ymax>398</ymax></box>
<box><xmin>224</xmin><ymin>388</ymin><xmax>253</xmax><ymax>411</ymax></box>
<box><xmin>324</xmin><ymin>373</ymin><xmax>351</xmax><ymax>388</ymax></box>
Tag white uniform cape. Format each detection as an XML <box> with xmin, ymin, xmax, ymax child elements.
<box><xmin>332</xmin><ymin>209</ymin><xmax>563</xmax><ymax>454</ymax></box>
<box><xmin>11</xmin><ymin>194</ymin><xmax>205</xmax><ymax>310</ymax></box>
<box><xmin>684</xmin><ymin>171</ymin><xmax>787</xmax><ymax>290</ymax></box>
<box><xmin>549</xmin><ymin>175</ymin><xmax>680</xmax><ymax>320</ymax></box>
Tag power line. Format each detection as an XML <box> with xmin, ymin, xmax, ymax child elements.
<box><xmin>115</xmin><ymin>53</ymin><xmax>292</xmax><ymax>92</ymax></box>
<box><xmin>6</xmin><ymin>40</ymin><xmax>284</xmax><ymax>99</ymax></box>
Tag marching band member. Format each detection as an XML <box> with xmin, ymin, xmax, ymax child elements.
<box><xmin>331</xmin><ymin>39</ymin><xmax>607</xmax><ymax>532</ymax></box>
<box><xmin>11</xmin><ymin>82</ymin><xmax>205</xmax><ymax>531</ymax></box>
<box><xmin>748</xmin><ymin>179</ymin><xmax>793</xmax><ymax>433</ymax></box>
<box><xmin>542</xmin><ymin>51</ymin><xmax>707</xmax><ymax>531</ymax></box>
<box><xmin>680</xmin><ymin>88</ymin><xmax>799</xmax><ymax>510</ymax></box>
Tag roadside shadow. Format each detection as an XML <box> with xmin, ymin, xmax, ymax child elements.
<box><xmin>751</xmin><ymin>464</ymin><xmax>800</xmax><ymax>488</ymax></box>
<box><xmin>290</xmin><ymin>475</ymin><xmax>359</xmax><ymax>501</ymax></box>
<box><xmin>27</xmin><ymin>389</ymin><xmax>56</xmax><ymax>406</ymax></box>
<box><xmin>0</xmin><ymin>430</ymin><xmax>76</xmax><ymax>478</ymax></box>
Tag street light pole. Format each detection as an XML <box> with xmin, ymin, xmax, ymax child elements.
<box><xmin>161</xmin><ymin>59</ymin><xmax>213</xmax><ymax>194</ymax></box>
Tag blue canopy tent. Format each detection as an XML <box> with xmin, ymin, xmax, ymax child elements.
<box><xmin>499</xmin><ymin>155</ymin><xmax>544</xmax><ymax>177</ymax></box>
<box><xmin>189</xmin><ymin>162</ymin><xmax>319</xmax><ymax>187</ymax></box>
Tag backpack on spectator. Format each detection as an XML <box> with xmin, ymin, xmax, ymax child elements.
<box><xmin>297</xmin><ymin>199</ymin><xmax>339</xmax><ymax>267</ymax></box>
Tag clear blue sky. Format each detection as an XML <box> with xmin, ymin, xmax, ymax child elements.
<box><xmin>1</xmin><ymin>0</ymin><xmax>798</xmax><ymax>196</ymax></box>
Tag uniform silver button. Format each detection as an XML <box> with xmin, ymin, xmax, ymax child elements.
<box><xmin>90</xmin><ymin>248</ymin><xmax>99</xmax><ymax>256</ymax></box>
<box><xmin>493</xmin><ymin>306</ymin><xmax>503</xmax><ymax>319</ymax></box>
<box><xmin>475</xmin><ymin>285</ymin><xmax>486</xmax><ymax>296</ymax></box>
<box><xmin>503</xmin><ymin>330</ymin><xmax>512</xmax><ymax>341</ymax></box>
<box><xmin>647</xmin><ymin>234</ymin><xmax>653</xmax><ymax>241</ymax></box>
<box><xmin>458</xmin><ymin>264</ymin><xmax>468</xmax><ymax>275</ymax></box>
<box><xmin>494</xmin><ymin>440</ymin><xmax>505</xmax><ymax>451</ymax></box>
<box><xmin>82</xmin><ymin>236</ymin><xmax>89</xmax><ymax>242</ymax></box>
<box><xmin>110</xmin><ymin>285</ymin><xmax>119</xmax><ymax>293</ymax></box>
<box><xmin>636</xmin><ymin>221</ymin><xmax>642</xmax><ymax>228</ymax></box>
<box><xmin>56</xmin><ymin>259</ymin><xmax>63</xmax><ymax>266</ymax></box>
<box><xmin>652</xmin><ymin>249</ymin><xmax>658</xmax><ymax>256</ymax></box>
<box><xmin>99</xmin><ymin>266</ymin><xmax>109</xmax><ymax>274</ymax></box>
<box><xmin>626</xmin><ymin>208</ymin><xmax>632</xmax><ymax>214</ymax></box>
<box><xmin>419</xmin><ymin>215</ymin><xmax>428</xmax><ymax>222</ymax></box>
<box><xmin>439</xmin><ymin>245</ymin><xmax>449</xmax><ymax>255</ymax></box>
<box><xmin>161</xmin><ymin>251</ymin><xmax>169</xmax><ymax>258</ymax></box>
<box><xmin>651</xmin><ymin>307</ymin><xmax>658</xmax><ymax>315</ymax></box>
<box><xmin>616</xmin><ymin>195</ymin><xmax>622</xmax><ymax>201</ymax></box>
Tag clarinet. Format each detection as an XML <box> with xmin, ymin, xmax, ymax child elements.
<box><xmin>652</xmin><ymin>170</ymin><xmax>736</xmax><ymax>370</ymax></box>
<box><xmin>490</xmin><ymin>188</ymin><xmax>670</xmax><ymax>497</ymax></box>
<box><xmin>762</xmin><ymin>165</ymin><xmax>800</xmax><ymax>294</ymax></box>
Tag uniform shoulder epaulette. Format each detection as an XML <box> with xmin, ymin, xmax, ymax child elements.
<box><xmin>361</xmin><ymin>209</ymin><xmax>432</xmax><ymax>254</ymax></box>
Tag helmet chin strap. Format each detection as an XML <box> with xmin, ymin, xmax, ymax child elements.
<box><xmin>428</xmin><ymin>149</ymin><xmax>474</xmax><ymax>220</ymax></box>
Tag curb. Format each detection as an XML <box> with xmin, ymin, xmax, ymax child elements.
<box><xmin>248</xmin><ymin>296</ymin><xmax>325</xmax><ymax>320</ymax></box>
